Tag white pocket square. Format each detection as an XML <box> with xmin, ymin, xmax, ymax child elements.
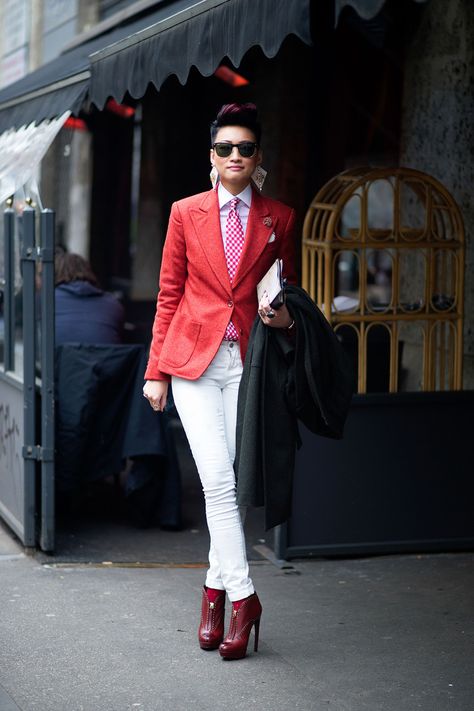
<box><xmin>268</xmin><ymin>232</ymin><xmax>276</xmax><ymax>243</ymax></box>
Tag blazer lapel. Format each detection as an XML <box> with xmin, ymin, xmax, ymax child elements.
<box><xmin>189</xmin><ymin>190</ymin><xmax>231</xmax><ymax>295</ymax></box>
<box><xmin>233</xmin><ymin>190</ymin><xmax>276</xmax><ymax>289</ymax></box>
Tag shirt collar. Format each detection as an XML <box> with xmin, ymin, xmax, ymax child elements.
<box><xmin>218</xmin><ymin>182</ymin><xmax>253</xmax><ymax>210</ymax></box>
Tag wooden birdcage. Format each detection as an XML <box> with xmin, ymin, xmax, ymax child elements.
<box><xmin>302</xmin><ymin>167</ymin><xmax>465</xmax><ymax>393</ymax></box>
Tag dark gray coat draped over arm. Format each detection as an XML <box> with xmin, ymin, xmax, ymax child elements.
<box><xmin>235</xmin><ymin>285</ymin><xmax>354</xmax><ymax>530</ymax></box>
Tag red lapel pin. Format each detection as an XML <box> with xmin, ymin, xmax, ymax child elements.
<box><xmin>263</xmin><ymin>217</ymin><xmax>272</xmax><ymax>227</ymax></box>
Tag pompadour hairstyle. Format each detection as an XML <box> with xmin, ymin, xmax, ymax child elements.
<box><xmin>210</xmin><ymin>103</ymin><xmax>261</xmax><ymax>145</ymax></box>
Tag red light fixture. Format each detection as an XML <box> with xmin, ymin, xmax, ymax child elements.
<box><xmin>106</xmin><ymin>99</ymin><xmax>135</xmax><ymax>118</ymax></box>
<box><xmin>64</xmin><ymin>116</ymin><xmax>88</xmax><ymax>131</ymax></box>
<box><xmin>214</xmin><ymin>65</ymin><xmax>249</xmax><ymax>87</ymax></box>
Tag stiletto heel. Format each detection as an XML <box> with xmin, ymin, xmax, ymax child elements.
<box><xmin>219</xmin><ymin>592</ymin><xmax>262</xmax><ymax>660</ymax></box>
<box><xmin>254</xmin><ymin>618</ymin><xmax>260</xmax><ymax>652</ymax></box>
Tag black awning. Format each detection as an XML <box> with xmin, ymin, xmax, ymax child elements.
<box><xmin>89</xmin><ymin>0</ymin><xmax>312</xmax><ymax>109</ymax></box>
<box><xmin>0</xmin><ymin>77</ymin><xmax>89</xmax><ymax>134</ymax></box>
<box><xmin>0</xmin><ymin>41</ymin><xmax>91</xmax><ymax>134</ymax></box>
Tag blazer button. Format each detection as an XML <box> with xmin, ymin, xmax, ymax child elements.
<box><xmin>227</xmin><ymin>300</ymin><xmax>233</xmax><ymax>308</ymax></box>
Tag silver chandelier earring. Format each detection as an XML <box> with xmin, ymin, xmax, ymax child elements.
<box><xmin>210</xmin><ymin>165</ymin><xmax>219</xmax><ymax>188</ymax></box>
<box><xmin>251</xmin><ymin>165</ymin><xmax>267</xmax><ymax>191</ymax></box>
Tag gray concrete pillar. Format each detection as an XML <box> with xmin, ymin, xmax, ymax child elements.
<box><xmin>400</xmin><ymin>0</ymin><xmax>474</xmax><ymax>388</ymax></box>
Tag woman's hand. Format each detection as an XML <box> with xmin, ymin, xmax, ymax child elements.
<box><xmin>143</xmin><ymin>380</ymin><xmax>169</xmax><ymax>412</ymax></box>
<box><xmin>258</xmin><ymin>292</ymin><xmax>293</xmax><ymax>329</ymax></box>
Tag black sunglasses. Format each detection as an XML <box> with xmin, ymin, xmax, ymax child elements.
<box><xmin>212</xmin><ymin>142</ymin><xmax>258</xmax><ymax>158</ymax></box>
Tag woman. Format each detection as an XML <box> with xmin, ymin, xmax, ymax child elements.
<box><xmin>143</xmin><ymin>103</ymin><xmax>296</xmax><ymax>660</ymax></box>
<box><xmin>54</xmin><ymin>251</ymin><xmax>124</xmax><ymax>345</ymax></box>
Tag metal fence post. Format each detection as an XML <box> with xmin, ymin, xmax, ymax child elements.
<box><xmin>21</xmin><ymin>206</ymin><xmax>37</xmax><ymax>547</ymax></box>
<box><xmin>39</xmin><ymin>209</ymin><xmax>55</xmax><ymax>552</ymax></box>
<box><xmin>3</xmin><ymin>208</ymin><xmax>15</xmax><ymax>371</ymax></box>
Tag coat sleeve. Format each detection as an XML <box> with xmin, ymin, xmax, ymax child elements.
<box><xmin>280</xmin><ymin>207</ymin><xmax>297</xmax><ymax>286</ymax></box>
<box><xmin>144</xmin><ymin>202</ymin><xmax>187</xmax><ymax>381</ymax></box>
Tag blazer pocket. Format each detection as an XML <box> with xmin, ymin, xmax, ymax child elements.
<box><xmin>161</xmin><ymin>316</ymin><xmax>201</xmax><ymax>368</ymax></box>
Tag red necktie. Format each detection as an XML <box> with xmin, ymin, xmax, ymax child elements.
<box><xmin>224</xmin><ymin>197</ymin><xmax>244</xmax><ymax>341</ymax></box>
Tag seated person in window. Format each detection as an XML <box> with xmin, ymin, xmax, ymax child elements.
<box><xmin>55</xmin><ymin>251</ymin><xmax>125</xmax><ymax>345</ymax></box>
<box><xmin>54</xmin><ymin>250</ymin><xmax>176</xmax><ymax>528</ymax></box>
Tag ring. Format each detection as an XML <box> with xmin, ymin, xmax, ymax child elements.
<box><xmin>266</xmin><ymin>310</ymin><xmax>275</xmax><ymax>319</ymax></box>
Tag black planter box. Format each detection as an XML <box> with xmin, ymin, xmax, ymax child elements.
<box><xmin>275</xmin><ymin>391</ymin><xmax>474</xmax><ymax>559</ymax></box>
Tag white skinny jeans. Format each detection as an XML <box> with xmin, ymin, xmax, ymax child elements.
<box><xmin>171</xmin><ymin>341</ymin><xmax>254</xmax><ymax>602</ymax></box>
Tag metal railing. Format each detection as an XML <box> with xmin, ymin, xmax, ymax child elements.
<box><xmin>1</xmin><ymin>203</ymin><xmax>55</xmax><ymax>551</ymax></box>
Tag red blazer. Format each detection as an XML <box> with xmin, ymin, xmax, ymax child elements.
<box><xmin>145</xmin><ymin>187</ymin><xmax>296</xmax><ymax>381</ymax></box>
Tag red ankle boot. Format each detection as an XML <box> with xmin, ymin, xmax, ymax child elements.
<box><xmin>219</xmin><ymin>592</ymin><xmax>262</xmax><ymax>660</ymax></box>
<box><xmin>198</xmin><ymin>587</ymin><xmax>225</xmax><ymax>650</ymax></box>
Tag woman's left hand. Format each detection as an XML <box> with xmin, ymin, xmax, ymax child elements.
<box><xmin>258</xmin><ymin>292</ymin><xmax>293</xmax><ymax>328</ymax></box>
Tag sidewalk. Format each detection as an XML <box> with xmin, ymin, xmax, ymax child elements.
<box><xmin>0</xmin><ymin>519</ymin><xmax>473</xmax><ymax>711</ymax></box>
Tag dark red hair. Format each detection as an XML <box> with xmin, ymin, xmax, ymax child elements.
<box><xmin>210</xmin><ymin>103</ymin><xmax>261</xmax><ymax>145</ymax></box>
